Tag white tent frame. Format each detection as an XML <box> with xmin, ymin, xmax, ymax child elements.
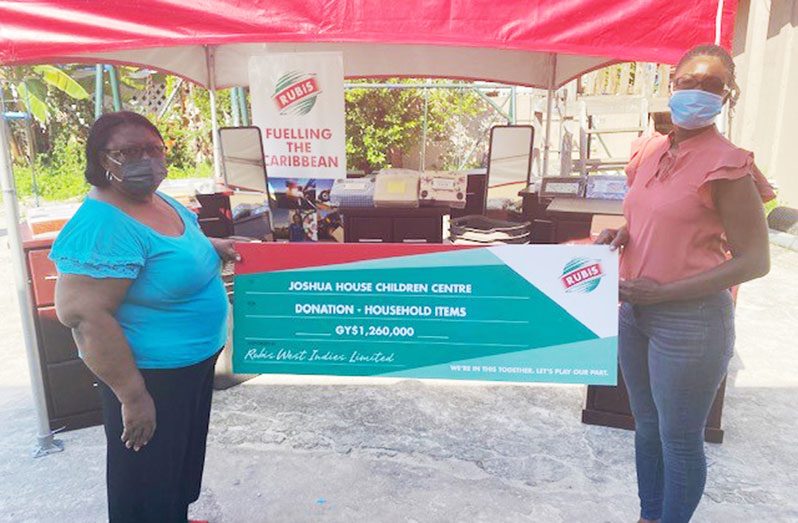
<box><xmin>10</xmin><ymin>10</ymin><xmax>737</xmax><ymax>450</ymax></box>
<box><xmin>3</xmin><ymin>42</ymin><xmax>585</xmax><ymax>455</ymax></box>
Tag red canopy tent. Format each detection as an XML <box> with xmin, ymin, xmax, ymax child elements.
<box><xmin>1</xmin><ymin>0</ymin><xmax>737</xmax><ymax>88</ymax></box>
<box><xmin>0</xmin><ymin>0</ymin><xmax>739</xmax><ymax>455</ymax></box>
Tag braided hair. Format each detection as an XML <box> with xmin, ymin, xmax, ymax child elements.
<box><xmin>675</xmin><ymin>44</ymin><xmax>740</xmax><ymax>108</ymax></box>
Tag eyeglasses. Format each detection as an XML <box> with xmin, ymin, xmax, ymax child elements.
<box><xmin>672</xmin><ymin>74</ymin><xmax>727</xmax><ymax>95</ymax></box>
<box><xmin>104</xmin><ymin>144</ymin><xmax>167</xmax><ymax>162</ymax></box>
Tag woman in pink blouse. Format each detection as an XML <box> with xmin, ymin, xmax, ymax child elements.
<box><xmin>596</xmin><ymin>44</ymin><xmax>774</xmax><ymax>523</ymax></box>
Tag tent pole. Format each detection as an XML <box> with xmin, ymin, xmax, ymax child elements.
<box><xmin>421</xmin><ymin>85</ymin><xmax>429</xmax><ymax>171</ymax></box>
<box><xmin>0</xmin><ymin>108</ymin><xmax>64</xmax><ymax>458</ymax></box>
<box><xmin>21</xmin><ymin>86</ymin><xmax>41</xmax><ymax>206</ymax></box>
<box><xmin>230</xmin><ymin>88</ymin><xmax>241</xmax><ymax>127</ymax></box>
<box><xmin>205</xmin><ymin>46</ymin><xmax>222</xmax><ymax>180</ymax></box>
<box><xmin>510</xmin><ymin>85</ymin><xmax>517</xmax><ymax>124</ymax></box>
<box><xmin>237</xmin><ymin>87</ymin><xmax>250</xmax><ymax>126</ymax></box>
<box><xmin>542</xmin><ymin>54</ymin><xmax>557</xmax><ymax>177</ymax></box>
<box><xmin>94</xmin><ymin>64</ymin><xmax>104</xmax><ymax>120</ymax></box>
<box><xmin>108</xmin><ymin>66</ymin><xmax>122</xmax><ymax>112</ymax></box>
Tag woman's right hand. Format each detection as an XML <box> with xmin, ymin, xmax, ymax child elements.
<box><xmin>120</xmin><ymin>390</ymin><xmax>156</xmax><ymax>452</ymax></box>
<box><xmin>594</xmin><ymin>226</ymin><xmax>629</xmax><ymax>251</ymax></box>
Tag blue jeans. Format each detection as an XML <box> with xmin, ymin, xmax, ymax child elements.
<box><xmin>619</xmin><ymin>291</ymin><xmax>735</xmax><ymax>523</ymax></box>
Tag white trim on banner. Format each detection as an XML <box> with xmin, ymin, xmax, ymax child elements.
<box><xmin>489</xmin><ymin>245</ymin><xmax>619</xmax><ymax>339</ymax></box>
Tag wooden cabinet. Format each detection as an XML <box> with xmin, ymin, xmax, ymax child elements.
<box><xmin>450</xmin><ymin>171</ymin><xmax>487</xmax><ymax>219</ymax></box>
<box><xmin>346</xmin><ymin>215</ymin><xmax>393</xmax><ymax>243</ymax></box>
<box><xmin>341</xmin><ymin>207</ymin><xmax>447</xmax><ymax>244</ymax></box>
<box><xmin>28</xmin><ymin>248</ymin><xmax>59</xmax><ymax>306</ymax></box>
<box><xmin>393</xmin><ymin>217</ymin><xmax>442</xmax><ymax>243</ymax></box>
<box><xmin>37</xmin><ymin>307</ymin><xmax>79</xmax><ymax>364</ymax></box>
<box><xmin>582</xmin><ymin>366</ymin><xmax>727</xmax><ymax>443</ymax></box>
<box><xmin>519</xmin><ymin>188</ymin><xmax>555</xmax><ymax>244</ymax></box>
<box><xmin>521</xmin><ymin>190</ymin><xmax>625</xmax><ymax>244</ymax></box>
<box><xmin>196</xmin><ymin>192</ymin><xmax>234</xmax><ymax>238</ymax></box>
<box><xmin>21</xmin><ymin>225</ymin><xmax>103</xmax><ymax>432</ymax></box>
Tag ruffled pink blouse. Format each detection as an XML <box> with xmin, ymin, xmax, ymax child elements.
<box><xmin>621</xmin><ymin>127</ymin><xmax>775</xmax><ymax>284</ymax></box>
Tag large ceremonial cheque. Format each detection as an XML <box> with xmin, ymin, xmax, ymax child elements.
<box><xmin>233</xmin><ymin>243</ymin><xmax>618</xmax><ymax>385</ymax></box>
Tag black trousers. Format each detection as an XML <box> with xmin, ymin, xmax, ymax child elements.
<box><xmin>99</xmin><ymin>351</ymin><xmax>220</xmax><ymax>523</ymax></box>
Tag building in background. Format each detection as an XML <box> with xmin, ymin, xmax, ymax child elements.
<box><xmin>733</xmin><ymin>0</ymin><xmax>798</xmax><ymax>206</ymax></box>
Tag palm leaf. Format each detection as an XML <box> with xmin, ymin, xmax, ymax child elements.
<box><xmin>32</xmin><ymin>65</ymin><xmax>90</xmax><ymax>100</ymax></box>
<box><xmin>25</xmin><ymin>78</ymin><xmax>48</xmax><ymax>102</ymax></box>
<box><xmin>17</xmin><ymin>82</ymin><xmax>49</xmax><ymax>123</ymax></box>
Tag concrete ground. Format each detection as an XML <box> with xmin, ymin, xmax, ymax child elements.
<box><xmin>0</xmin><ymin>212</ymin><xmax>797</xmax><ymax>522</ymax></box>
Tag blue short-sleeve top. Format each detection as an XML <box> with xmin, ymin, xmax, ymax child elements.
<box><xmin>49</xmin><ymin>192</ymin><xmax>228</xmax><ymax>369</ymax></box>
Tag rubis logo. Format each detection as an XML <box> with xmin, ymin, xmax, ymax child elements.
<box><xmin>272</xmin><ymin>71</ymin><xmax>321</xmax><ymax>115</ymax></box>
<box><xmin>561</xmin><ymin>258</ymin><xmax>604</xmax><ymax>293</ymax></box>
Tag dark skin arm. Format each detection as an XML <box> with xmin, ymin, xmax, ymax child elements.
<box><xmin>618</xmin><ymin>175</ymin><xmax>770</xmax><ymax>304</ymax></box>
<box><xmin>594</xmin><ymin>225</ymin><xmax>629</xmax><ymax>252</ymax></box>
<box><xmin>208</xmin><ymin>237</ymin><xmax>242</xmax><ymax>263</ymax></box>
<box><xmin>55</xmin><ymin>275</ymin><xmax>155</xmax><ymax>451</ymax></box>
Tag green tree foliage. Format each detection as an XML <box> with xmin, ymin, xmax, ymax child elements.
<box><xmin>345</xmin><ymin>79</ymin><xmax>488</xmax><ymax>173</ymax></box>
<box><xmin>4</xmin><ymin>68</ymin><xmax>492</xmax><ymax>202</ymax></box>
<box><xmin>1</xmin><ymin>65</ymin><xmax>90</xmax><ymax>124</ymax></box>
<box><xmin>13</xmin><ymin>133</ymin><xmax>88</xmax><ymax>201</ymax></box>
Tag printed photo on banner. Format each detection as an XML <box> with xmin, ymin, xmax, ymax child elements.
<box><xmin>249</xmin><ymin>52</ymin><xmax>346</xmax><ymax>179</ymax></box>
<box><xmin>318</xmin><ymin>209</ymin><xmax>343</xmax><ymax>242</ymax></box>
<box><xmin>268</xmin><ymin>177</ymin><xmax>336</xmax><ymax>242</ymax></box>
<box><xmin>272</xmin><ymin>209</ymin><xmax>317</xmax><ymax>242</ymax></box>
<box><xmin>269</xmin><ymin>177</ymin><xmax>334</xmax><ymax>210</ymax></box>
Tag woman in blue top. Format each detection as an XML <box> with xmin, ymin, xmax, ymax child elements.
<box><xmin>51</xmin><ymin>111</ymin><xmax>238</xmax><ymax>523</ymax></box>
<box><xmin>288</xmin><ymin>211</ymin><xmax>308</xmax><ymax>242</ymax></box>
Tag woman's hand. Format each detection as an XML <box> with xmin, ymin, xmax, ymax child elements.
<box><xmin>594</xmin><ymin>226</ymin><xmax>629</xmax><ymax>251</ymax></box>
<box><xmin>210</xmin><ymin>238</ymin><xmax>242</xmax><ymax>263</ymax></box>
<box><xmin>620</xmin><ymin>278</ymin><xmax>670</xmax><ymax>305</ymax></box>
<box><xmin>120</xmin><ymin>390</ymin><xmax>156</xmax><ymax>452</ymax></box>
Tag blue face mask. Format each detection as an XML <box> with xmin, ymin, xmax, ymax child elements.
<box><xmin>668</xmin><ymin>89</ymin><xmax>724</xmax><ymax>130</ymax></box>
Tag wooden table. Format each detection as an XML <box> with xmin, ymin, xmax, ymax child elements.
<box><xmin>542</xmin><ymin>197</ymin><xmax>623</xmax><ymax>244</ymax></box>
<box><xmin>340</xmin><ymin>207</ymin><xmax>448</xmax><ymax>244</ymax></box>
<box><xmin>546</xmin><ymin>197</ymin><xmax>624</xmax><ymax>216</ymax></box>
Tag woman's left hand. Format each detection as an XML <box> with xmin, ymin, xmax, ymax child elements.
<box><xmin>619</xmin><ymin>278</ymin><xmax>669</xmax><ymax>305</ymax></box>
<box><xmin>211</xmin><ymin>238</ymin><xmax>242</xmax><ymax>263</ymax></box>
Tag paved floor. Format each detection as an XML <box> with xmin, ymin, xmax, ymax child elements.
<box><xmin>0</xmin><ymin>212</ymin><xmax>796</xmax><ymax>522</ymax></box>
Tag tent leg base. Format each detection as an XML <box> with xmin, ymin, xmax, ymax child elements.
<box><xmin>32</xmin><ymin>434</ymin><xmax>65</xmax><ymax>458</ymax></box>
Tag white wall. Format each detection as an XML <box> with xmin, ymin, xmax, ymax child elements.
<box><xmin>733</xmin><ymin>0</ymin><xmax>798</xmax><ymax>206</ymax></box>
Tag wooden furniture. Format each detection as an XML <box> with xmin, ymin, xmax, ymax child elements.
<box><xmin>544</xmin><ymin>197</ymin><xmax>623</xmax><ymax>244</ymax></box>
<box><xmin>450</xmin><ymin>170</ymin><xmax>488</xmax><ymax>219</ymax></box>
<box><xmin>520</xmin><ymin>192</ymin><xmax>624</xmax><ymax>244</ymax></box>
<box><xmin>582</xmin><ymin>372</ymin><xmax>727</xmax><ymax>443</ymax></box>
<box><xmin>196</xmin><ymin>192</ymin><xmax>234</xmax><ymax>238</ymax></box>
<box><xmin>21</xmin><ymin>225</ymin><xmax>103</xmax><ymax>432</ymax></box>
<box><xmin>340</xmin><ymin>207</ymin><xmax>448</xmax><ymax>244</ymax></box>
<box><xmin>519</xmin><ymin>186</ymin><xmax>552</xmax><ymax>243</ymax></box>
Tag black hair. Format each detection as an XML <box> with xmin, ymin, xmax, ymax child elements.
<box><xmin>675</xmin><ymin>44</ymin><xmax>740</xmax><ymax>108</ymax></box>
<box><xmin>85</xmin><ymin>111</ymin><xmax>164</xmax><ymax>187</ymax></box>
